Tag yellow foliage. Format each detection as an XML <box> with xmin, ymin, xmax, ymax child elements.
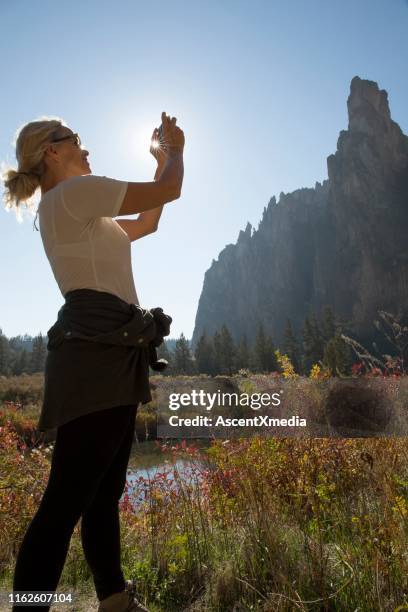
<box><xmin>392</xmin><ymin>495</ymin><xmax>408</xmax><ymax>518</ymax></box>
<box><xmin>274</xmin><ymin>349</ymin><xmax>299</xmax><ymax>379</ymax></box>
<box><xmin>310</xmin><ymin>364</ymin><xmax>321</xmax><ymax>379</ymax></box>
<box><xmin>309</xmin><ymin>363</ymin><xmax>331</xmax><ymax>380</ymax></box>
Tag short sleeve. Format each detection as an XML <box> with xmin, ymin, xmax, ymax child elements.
<box><xmin>61</xmin><ymin>175</ymin><xmax>128</xmax><ymax>221</ymax></box>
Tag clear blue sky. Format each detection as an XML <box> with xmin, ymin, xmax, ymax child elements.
<box><xmin>1</xmin><ymin>0</ymin><xmax>407</xmax><ymax>340</ymax></box>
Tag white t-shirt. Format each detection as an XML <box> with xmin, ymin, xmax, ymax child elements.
<box><xmin>38</xmin><ymin>174</ymin><xmax>140</xmax><ymax>305</ymax></box>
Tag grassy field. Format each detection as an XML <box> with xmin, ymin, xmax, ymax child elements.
<box><xmin>0</xmin><ymin>373</ymin><xmax>407</xmax><ymax>611</ymax></box>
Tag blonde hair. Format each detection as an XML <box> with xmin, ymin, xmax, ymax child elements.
<box><xmin>1</xmin><ymin>115</ymin><xmax>66</xmax><ymax>229</ymax></box>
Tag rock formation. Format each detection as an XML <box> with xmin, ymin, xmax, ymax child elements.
<box><xmin>192</xmin><ymin>77</ymin><xmax>408</xmax><ymax>351</ymax></box>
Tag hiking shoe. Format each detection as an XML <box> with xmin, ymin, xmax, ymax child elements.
<box><xmin>125</xmin><ymin>579</ymin><xmax>149</xmax><ymax>612</ymax></box>
<box><xmin>97</xmin><ymin>579</ymin><xmax>149</xmax><ymax>612</ymax></box>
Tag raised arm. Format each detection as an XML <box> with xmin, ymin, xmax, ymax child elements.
<box><xmin>117</xmin><ymin>112</ymin><xmax>184</xmax><ymax>217</ymax></box>
<box><xmin>116</xmin><ymin>160</ymin><xmax>166</xmax><ymax>241</ymax></box>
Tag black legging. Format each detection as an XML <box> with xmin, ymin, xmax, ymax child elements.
<box><xmin>12</xmin><ymin>403</ymin><xmax>138</xmax><ymax>611</ymax></box>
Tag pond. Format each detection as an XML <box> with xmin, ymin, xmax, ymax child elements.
<box><xmin>125</xmin><ymin>439</ymin><xmax>214</xmax><ymax>508</ymax></box>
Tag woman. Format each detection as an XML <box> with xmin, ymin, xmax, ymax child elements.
<box><xmin>1</xmin><ymin>111</ymin><xmax>184</xmax><ymax>611</ymax></box>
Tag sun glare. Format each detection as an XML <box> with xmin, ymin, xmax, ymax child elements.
<box><xmin>130</xmin><ymin>118</ymin><xmax>161</xmax><ymax>162</ymax></box>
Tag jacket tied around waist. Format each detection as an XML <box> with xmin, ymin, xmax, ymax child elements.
<box><xmin>47</xmin><ymin>300</ymin><xmax>172</xmax><ymax>371</ymax></box>
<box><xmin>38</xmin><ymin>289</ymin><xmax>172</xmax><ymax>433</ymax></box>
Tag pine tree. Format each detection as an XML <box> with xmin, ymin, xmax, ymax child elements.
<box><xmin>253</xmin><ymin>322</ymin><xmax>278</xmax><ymax>373</ymax></box>
<box><xmin>264</xmin><ymin>333</ymin><xmax>279</xmax><ymax>372</ymax></box>
<box><xmin>322</xmin><ymin>305</ymin><xmax>336</xmax><ymax>344</ymax></box>
<box><xmin>0</xmin><ymin>330</ymin><xmax>9</xmax><ymax>376</ymax></box>
<box><xmin>29</xmin><ymin>334</ymin><xmax>47</xmax><ymax>374</ymax></box>
<box><xmin>310</xmin><ymin>312</ymin><xmax>325</xmax><ymax>359</ymax></box>
<box><xmin>283</xmin><ymin>318</ymin><xmax>301</xmax><ymax>373</ymax></box>
<box><xmin>323</xmin><ymin>334</ymin><xmax>353</xmax><ymax>376</ymax></box>
<box><xmin>194</xmin><ymin>331</ymin><xmax>215</xmax><ymax>375</ymax></box>
<box><xmin>236</xmin><ymin>334</ymin><xmax>251</xmax><ymax>371</ymax></box>
<box><xmin>29</xmin><ymin>334</ymin><xmax>47</xmax><ymax>373</ymax></box>
<box><xmin>156</xmin><ymin>340</ymin><xmax>173</xmax><ymax>376</ymax></box>
<box><xmin>253</xmin><ymin>322</ymin><xmax>266</xmax><ymax>373</ymax></box>
<box><xmin>212</xmin><ymin>330</ymin><xmax>222</xmax><ymax>374</ymax></box>
<box><xmin>173</xmin><ymin>333</ymin><xmax>195</xmax><ymax>375</ymax></box>
<box><xmin>320</xmin><ymin>305</ymin><xmax>354</xmax><ymax>375</ymax></box>
<box><xmin>218</xmin><ymin>324</ymin><xmax>236</xmax><ymax>375</ymax></box>
<box><xmin>301</xmin><ymin>312</ymin><xmax>325</xmax><ymax>373</ymax></box>
<box><xmin>12</xmin><ymin>349</ymin><xmax>29</xmax><ymax>376</ymax></box>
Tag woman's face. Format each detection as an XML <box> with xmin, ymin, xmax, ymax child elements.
<box><xmin>45</xmin><ymin>127</ymin><xmax>91</xmax><ymax>176</ymax></box>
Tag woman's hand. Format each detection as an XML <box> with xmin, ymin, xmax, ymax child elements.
<box><xmin>150</xmin><ymin>112</ymin><xmax>184</xmax><ymax>164</ymax></box>
<box><xmin>162</xmin><ymin>111</ymin><xmax>185</xmax><ymax>154</ymax></box>
<box><xmin>150</xmin><ymin>127</ymin><xmax>167</xmax><ymax>167</ymax></box>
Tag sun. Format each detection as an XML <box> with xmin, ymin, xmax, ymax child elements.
<box><xmin>130</xmin><ymin>117</ymin><xmax>161</xmax><ymax>161</ymax></box>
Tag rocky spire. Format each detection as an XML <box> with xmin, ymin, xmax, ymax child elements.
<box><xmin>327</xmin><ymin>76</ymin><xmax>408</xmax><ymax>184</ymax></box>
<box><xmin>192</xmin><ymin>77</ymin><xmax>408</xmax><ymax>352</ymax></box>
<box><xmin>237</xmin><ymin>221</ymin><xmax>252</xmax><ymax>243</ymax></box>
<box><xmin>347</xmin><ymin>75</ymin><xmax>392</xmax><ymax>135</ymax></box>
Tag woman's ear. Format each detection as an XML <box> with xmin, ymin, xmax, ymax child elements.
<box><xmin>44</xmin><ymin>143</ymin><xmax>59</xmax><ymax>166</ymax></box>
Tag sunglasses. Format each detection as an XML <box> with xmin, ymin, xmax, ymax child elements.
<box><xmin>50</xmin><ymin>132</ymin><xmax>82</xmax><ymax>148</ymax></box>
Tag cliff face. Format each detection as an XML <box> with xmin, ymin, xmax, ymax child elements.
<box><xmin>192</xmin><ymin>77</ymin><xmax>408</xmax><ymax>349</ymax></box>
